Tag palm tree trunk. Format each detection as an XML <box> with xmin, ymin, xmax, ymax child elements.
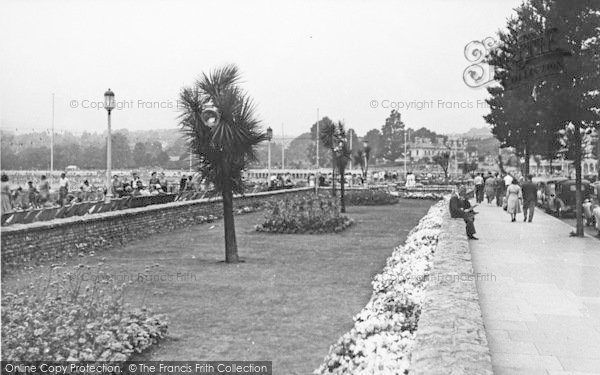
<box><xmin>332</xmin><ymin>162</ymin><xmax>336</xmax><ymax>197</ymax></box>
<box><xmin>221</xmin><ymin>170</ymin><xmax>239</xmax><ymax>263</ymax></box>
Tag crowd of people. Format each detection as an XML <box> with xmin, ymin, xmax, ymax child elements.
<box><xmin>0</xmin><ymin>171</ymin><xmax>210</xmax><ymax>214</ymax></box>
<box><xmin>452</xmin><ymin>171</ymin><xmax>600</xmax><ymax>238</ymax></box>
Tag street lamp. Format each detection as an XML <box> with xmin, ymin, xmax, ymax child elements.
<box><xmin>404</xmin><ymin>129</ymin><xmax>411</xmax><ymax>179</ymax></box>
<box><xmin>104</xmin><ymin>88</ymin><xmax>115</xmax><ymax>202</ymax></box>
<box><xmin>200</xmin><ymin>99</ymin><xmax>221</xmax><ymax>128</ymax></box>
<box><xmin>266</xmin><ymin>127</ymin><xmax>273</xmax><ymax>185</ymax></box>
<box><xmin>362</xmin><ymin>140</ymin><xmax>370</xmax><ymax>181</ymax></box>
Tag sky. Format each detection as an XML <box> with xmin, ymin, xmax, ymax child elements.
<box><xmin>0</xmin><ymin>0</ymin><xmax>522</xmax><ymax>140</ymax></box>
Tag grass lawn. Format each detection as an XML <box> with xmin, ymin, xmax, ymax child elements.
<box><xmin>2</xmin><ymin>199</ymin><xmax>433</xmax><ymax>374</ymax></box>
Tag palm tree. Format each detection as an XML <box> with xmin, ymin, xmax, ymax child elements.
<box><xmin>178</xmin><ymin>65</ymin><xmax>266</xmax><ymax>263</ymax></box>
<box><xmin>320</xmin><ymin>121</ymin><xmax>352</xmax><ymax>212</ymax></box>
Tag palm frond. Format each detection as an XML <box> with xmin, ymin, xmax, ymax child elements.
<box><xmin>178</xmin><ymin>64</ymin><xmax>266</xmax><ymax>194</ymax></box>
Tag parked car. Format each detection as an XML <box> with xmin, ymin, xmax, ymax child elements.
<box><xmin>534</xmin><ymin>177</ymin><xmax>567</xmax><ymax>208</ymax></box>
<box><xmin>541</xmin><ymin>179</ymin><xmax>592</xmax><ymax>218</ymax></box>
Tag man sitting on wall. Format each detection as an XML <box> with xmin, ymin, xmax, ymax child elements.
<box><xmin>450</xmin><ymin>186</ymin><xmax>478</xmax><ymax>240</ymax></box>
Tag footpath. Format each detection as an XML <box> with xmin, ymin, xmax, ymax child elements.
<box><xmin>470</xmin><ymin>203</ymin><xmax>600</xmax><ymax>374</ymax></box>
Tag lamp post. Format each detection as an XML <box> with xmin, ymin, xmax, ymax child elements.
<box><xmin>334</xmin><ymin>139</ymin><xmax>348</xmax><ymax>212</ymax></box>
<box><xmin>104</xmin><ymin>89</ymin><xmax>115</xmax><ymax>203</ymax></box>
<box><xmin>266</xmin><ymin>127</ymin><xmax>273</xmax><ymax>185</ymax></box>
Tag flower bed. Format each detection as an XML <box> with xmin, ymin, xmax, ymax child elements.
<box><xmin>255</xmin><ymin>196</ymin><xmax>353</xmax><ymax>234</ymax></box>
<box><xmin>345</xmin><ymin>190</ymin><xmax>399</xmax><ymax>206</ymax></box>
<box><xmin>314</xmin><ymin>200</ymin><xmax>446</xmax><ymax>374</ymax></box>
<box><xmin>1</xmin><ymin>262</ymin><xmax>168</xmax><ymax>361</ymax></box>
<box><xmin>400</xmin><ymin>192</ymin><xmax>447</xmax><ymax>200</ymax></box>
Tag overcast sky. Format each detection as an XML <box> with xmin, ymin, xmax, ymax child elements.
<box><xmin>0</xmin><ymin>0</ymin><xmax>522</xmax><ymax>139</ymax></box>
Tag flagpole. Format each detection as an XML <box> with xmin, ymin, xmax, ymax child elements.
<box><xmin>51</xmin><ymin>93</ymin><xmax>55</xmax><ymax>181</ymax></box>
<box><xmin>316</xmin><ymin>108</ymin><xmax>320</xmax><ymax>170</ymax></box>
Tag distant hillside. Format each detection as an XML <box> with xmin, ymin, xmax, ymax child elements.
<box><xmin>460</xmin><ymin>127</ymin><xmax>493</xmax><ymax>140</ymax></box>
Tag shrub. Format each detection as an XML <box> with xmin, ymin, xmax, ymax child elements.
<box><xmin>255</xmin><ymin>195</ymin><xmax>353</xmax><ymax>234</ymax></box>
<box><xmin>1</xmin><ymin>262</ymin><xmax>168</xmax><ymax>361</ymax></box>
<box><xmin>345</xmin><ymin>189</ymin><xmax>399</xmax><ymax>206</ymax></box>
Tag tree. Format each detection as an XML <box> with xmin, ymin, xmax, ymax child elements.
<box><xmin>104</xmin><ymin>132</ymin><xmax>132</xmax><ymax>169</ymax></box>
<box><xmin>433</xmin><ymin>152</ymin><xmax>451</xmax><ymax>181</ymax></box>
<box><xmin>353</xmin><ymin>146</ymin><xmax>371</xmax><ymax>180</ymax></box>
<box><xmin>488</xmin><ymin>0</ymin><xmax>600</xmax><ymax>236</ymax></box>
<box><xmin>320</xmin><ymin>121</ymin><xmax>352</xmax><ymax>212</ymax></box>
<box><xmin>484</xmin><ymin>3</ymin><xmax>548</xmax><ymax>176</ymax></box>
<box><xmin>381</xmin><ymin>109</ymin><xmax>405</xmax><ymax>162</ymax></box>
<box><xmin>543</xmin><ymin>0</ymin><xmax>599</xmax><ymax>236</ymax></box>
<box><xmin>363</xmin><ymin>129</ymin><xmax>384</xmax><ymax>160</ymax></box>
<box><xmin>307</xmin><ymin>117</ymin><xmax>335</xmax><ymax>167</ymax></box>
<box><xmin>179</xmin><ymin>64</ymin><xmax>265</xmax><ymax>263</ymax></box>
<box><xmin>285</xmin><ymin>133</ymin><xmax>312</xmax><ymax>168</ymax></box>
<box><xmin>346</xmin><ymin>128</ymin><xmax>360</xmax><ymax>164</ymax></box>
<box><xmin>133</xmin><ymin>142</ymin><xmax>148</xmax><ymax>167</ymax></box>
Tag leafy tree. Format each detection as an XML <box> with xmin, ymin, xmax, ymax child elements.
<box><xmin>285</xmin><ymin>133</ymin><xmax>312</xmax><ymax>168</ymax></box>
<box><xmin>381</xmin><ymin>109</ymin><xmax>405</xmax><ymax>162</ymax></box>
<box><xmin>353</xmin><ymin>146</ymin><xmax>371</xmax><ymax>180</ymax></box>
<box><xmin>433</xmin><ymin>152</ymin><xmax>451</xmax><ymax>181</ymax></box>
<box><xmin>307</xmin><ymin>117</ymin><xmax>335</xmax><ymax>167</ymax></box>
<box><xmin>178</xmin><ymin>64</ymin><xmax>265</xmax><ymax>263</ymax></box>
<box><xmin>133</xmin><ymin>142</ymin><xmax>148</xmax><ymax>167</ymax></box>
<box><xmin>103</xmin><ymin>132</ymin><xmax>132</xmax><ymax>169</ymax></box>
<box><xmin>412</xmin><ymin>127</ymin><xmax>444</xmax><ymax>143</ymax></box>
<box><xmin>363</xmin><ymin>129</ymin><xmax>384</xmax><ymax>159</ymax></box>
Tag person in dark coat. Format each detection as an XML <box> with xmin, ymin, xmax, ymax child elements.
<box><xmin>521</xmin><ymin>174</ymin><xmax>538</xmax><ymax>222</ymax></box>
<box><xmin>450</xmin><ymin>186</ymin><xmax>478</xmax><ymax>240</ymax></box>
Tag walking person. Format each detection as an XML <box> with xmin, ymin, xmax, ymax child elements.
<box><xmin>484</xmin><ymin>172</ymin><xmax>496</xmax><ymax>204</ymax></box>
<box><xmin>521</xmin><ymin>175</ymin><xmax>537</xmax><ymax>222</ymax></box>
<box><xmin>494</xmin><ymin>173</ymin><xmax>504</xmax><ymax>206</ymax></box>
<box><xmin>474</xmin><ymin>173</ymin><xmax>484</xmax><ymax>203</ymax></box>
<box><xmin>506</xmin><ymin>179</ymin><xmax>522</xmax><ymax>222</ymax></box>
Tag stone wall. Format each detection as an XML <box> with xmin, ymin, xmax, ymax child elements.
<box><xmin>1</xmin><ymin>187</ymin><xmax>314</xmax><ymax>268</ymax></box>
<box><xmin>409</xmin><ymin>212</ymin><xmax>493</xmax><ymax>375</ymax></box>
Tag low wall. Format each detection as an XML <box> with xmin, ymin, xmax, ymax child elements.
<box><xmin>409</xmin><ymin>212</ymin><xmax>493</xmax><ymax>375</ymax></box>
<box><xmin>1</xmin><ymin>187</ymin><xmax>314</xmax><ymax>268</ymax></box>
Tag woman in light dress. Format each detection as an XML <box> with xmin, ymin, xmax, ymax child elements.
<box><xmin>506</xmin><ymin>178</ymin><xmax>522</xmax><ymax>222</ymax></box>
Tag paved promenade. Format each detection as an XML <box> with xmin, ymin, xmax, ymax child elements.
<box><xmin>470</xmin><ymin>203</ymin><xmax>600</xmax><ymax>375</ymax></box>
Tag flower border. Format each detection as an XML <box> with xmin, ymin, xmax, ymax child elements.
<box><xmin>314</xmin><ymin>199</ymin><xmax>447</xmax><ymax>374</ymax></box>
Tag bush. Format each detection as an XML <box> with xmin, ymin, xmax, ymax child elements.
<box><xmin>1</xmin><ymin>262</ymin><xmax>168</xmax><ymax>361</ymax></box>
<box><xmin>255</xmin><ymin>195</ymin><xmax>353</xmax><ymax>234</ymax></box>
<box><xmin>345</xmin><ymin>189</ymin><xmax>399</xmax><ymax>206</ymax></box>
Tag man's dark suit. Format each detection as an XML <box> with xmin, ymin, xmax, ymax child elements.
<box><xmin>521</xmin><ymin>181</ymin><xmax>538</xmax><ymax>222</ymax></box>
<box><xmin>450</xmin><ymin>194</ymin><xmax>476</xmax><ymax>237</ymax></box>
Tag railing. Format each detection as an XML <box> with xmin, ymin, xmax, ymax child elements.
<box><xmin>1</xmin><ymin>194</ymin><xmax>178</xmax><ymax>227</ymax></box>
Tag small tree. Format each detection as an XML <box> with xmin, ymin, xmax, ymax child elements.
<box><xmin>178</xmin><ymin>65</ymin><xmax>266</xmax><ymax>263</ymax></box>
<box><xmin>320</xmin><ymin>121</ymin><xmax>351</xmax><ymax>212</ymax></box>
<box><xmin>433</xmin><ymin>151</ymin><xmax>451</xmax><ymax>181</ymax></box>
<box><xmin>353</xmin><ymin>143</ymin><xmax>371</xmax><ymax>180</ymax></box>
